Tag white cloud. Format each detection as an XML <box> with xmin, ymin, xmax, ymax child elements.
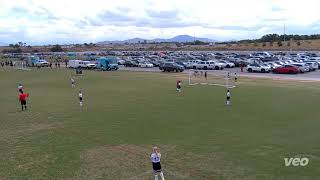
<box><xmin>0</xmin><ymin>0</ymin><xmax>319</xmax><ymax>44</ymax></box>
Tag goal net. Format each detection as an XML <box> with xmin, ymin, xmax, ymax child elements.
<box><xmin>14</xmin><ymin>61</ymin><xmax>31</xmax><ymax>71</ymax></box>
<box><xmin>188</xmin><ymin>69</ymin><xmax>236</xmax><ymax>88</ymax></box>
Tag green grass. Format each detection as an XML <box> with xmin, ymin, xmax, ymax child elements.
<box><xmin>1</xmin><ymin>68</ymin><xmax>320</xmax><ymax>180</ymax></box>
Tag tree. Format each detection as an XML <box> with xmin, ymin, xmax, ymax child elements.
<box><xmin>277</xmin><ymin>41</ymin><xmax>282</xmax><ymax>47</ymax></box>
<box><xmin>269</xmin><ymin>41</ymin><xmax>274</xmax><ymax>47</ymax></box>
<box><xmin>287</xmin><ymin>42</ymin><xmax>290</xmax><ymax>47</ymax></box>
<box><xmin>50</xmin><ymin>44</ymin><xmax>63</xmax><ymax>52</ymax></box>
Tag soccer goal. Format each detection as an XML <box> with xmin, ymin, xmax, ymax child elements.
<box><xmin>188</xmin><ymin>69</ymin><xmax>236</xmax><ymax>88</ymax></box>
<box><xmin>14</xmin><ymin>61</ymin><xmax>31</xmax><ymax>71</ymax></box>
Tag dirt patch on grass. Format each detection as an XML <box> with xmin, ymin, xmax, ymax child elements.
<box><xmin>72</xmin><ymin>144</ymin><xmax>252</xmax><ymax>180</ymax></box>
<box><xmin>0</xmin><ymin>122</ymin><xmax>63</xmax><ymax>144</ymax></box>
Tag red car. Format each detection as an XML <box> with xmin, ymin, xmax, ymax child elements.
<box><xmin>273</xmin><ymin>65</ymin><xmax>300</xmax><ymax>74</ymax></box>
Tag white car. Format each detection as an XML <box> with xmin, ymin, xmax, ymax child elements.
<box><xmin>219</xmin><ymin>60</ymin><xmax>235</xmax><ymax>68</ymax></box>
<box><xmin>292</xmin><ymin>63</ymin><xmax>310</xmax><ymax>73</ymax></box>
<box><xmin>69</xmin><ymin>60</ymin><xmax>87</xmax><ymax>68</ymax></box>
<box><xmin>266</xmin><ymin>62</ymin><xmax>281</xmax><ymax>69</ymax></box>
<box><xmin>186</xmin><ymin>60</ymin><xmax>200</xmax><ymax>69</ymax></box>
<box><xmin>193</xmin><ymin>61</ymin><xmax>211</xmax><ymax>70</ymax></box>
<box><xmin>304</xmin><ymin>61</ymin><xmax>318</xmax><ymax>71</ymax></box>
<box><xmin>214</xmin><ymin>60</ymin><xmax>227</xmax><ymax>68</ymax></box>
<box><xmin>139</xmin><ymin>62</ymin><xmax>154</xmax><ymax>68</ymax></box>
<box><xmin>85</xmin><ymin>63</ymin><xmax>96</xmax><ymax>69</ymax></box>
<box><xmin>246</xmin><ymin>64</ymin><xmax>271</xmax><ymax>73</ymax></box>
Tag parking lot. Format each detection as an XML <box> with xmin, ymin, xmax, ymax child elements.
<box><xmin>120</xmin><ymin>66</ymin><xmax>320</xmax><ymax>81</ymax></box>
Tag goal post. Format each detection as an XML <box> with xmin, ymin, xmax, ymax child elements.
<box><xmin>188</xmin><ymin>69</ymin><xmax>236</xmax><ymax>88</ymax></box>
<box><xmin>14</xmin><ymin>61</ymin><xmax>31</xmax><ymax>71</ymax></box>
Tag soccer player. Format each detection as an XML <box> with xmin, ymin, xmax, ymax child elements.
<box><xmin>151</xmin><ymin>147</ymin><xmax>165</xmax><ymax>180</ymax></box>
<box><xmin>18</xmin><ymin>83</ymin><xmax>24</xmax><ymax>93</ymax></box>
<box><xmin>227</xmin><ymin>72</ymin><xmax>230</xmax><ymax>79</ymax></box>
<box><xmin>19</xmin><ymin>92</ymin><xmax>29</xmax><ymax>111</ymax></box>
<box><xmin>226</xmin><ymin>89</ymin><xmax>231</xmax><ymax>106</ymax></box>
<box><xmin>234</xmin><ymin>73</ymin><xmax>238</xmax><ymax>82</ymax></box>
<box><xmin>204</xmin><ymin>71</ymin><xmax>207</xmax><ymax>80</ymax></box>
<box><xmin>176</xmin><ymin>80</ymin><xmax>181</xmax><ymax>92</ymax></box>
<box><xmin>79</xmin><ymin>90</ymin><xmax>83</xmax><ymax>106</ymax></box>
<box><xmin>71</xmin><ymin>77</ymin><xmax>75</xmax><ymax>87</ymax></box>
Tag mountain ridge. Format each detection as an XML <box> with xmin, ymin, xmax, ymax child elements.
<box><xmin>97</xmin><ymin>35</ymin><xmax>216</xmax><ymax>44</ymax></box>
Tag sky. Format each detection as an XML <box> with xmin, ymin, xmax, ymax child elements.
<box><xmin>0</xmin><ymin>0</ymin><xmax>320</xmax><ymax>45</ymax></box>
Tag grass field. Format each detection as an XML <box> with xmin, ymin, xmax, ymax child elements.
<box><xmin>1</xmin><ymin>67</ymin><xmax>320</xmax><ymax>180</ymax></box>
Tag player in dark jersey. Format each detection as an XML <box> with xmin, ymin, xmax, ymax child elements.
<box><xmin>176</xmin><ymin>80</ymin><xmax>181</xmax><ymax>92</ymax></box>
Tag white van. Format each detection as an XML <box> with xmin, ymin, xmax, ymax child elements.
<box><xmin>69</xmin><ymin>60</ymin><xmax>87</xmax><ymax>68</ymax></box>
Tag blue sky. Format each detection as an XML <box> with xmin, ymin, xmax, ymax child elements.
<box><xmin>0</xmin><ymin>0</ymin><xmax>319</xmax><ymax>45</ymax></box>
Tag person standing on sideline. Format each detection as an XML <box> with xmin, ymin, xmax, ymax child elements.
<box><xmin>19</xmin><ymin>92</ymin><xmax>29</xmax><ymax>111</ymax></box>
<box><xmin>234</xmin><ymin>73</ymin><xmax>238</xmax><ymax>82</ymax></box>
<box><xmin>226</xmin><ymin>89</ymin><xmax>231</xmax><ymax>106</ymax></box>
<box><xmin>204</xmin><ymin>71</ymin><xmax>207</xmax><ymax>80</ymax></box>
<box><xmin>71</xmin><ymin>77</ymin><xmax>75</xmax><ymax>87</ymax></box>
<box><xmin>240</xmin><ymin>64</ymin><xmax>244</xmax><ymax>72</ymax></box>
<box><xmin>176</xmin><ymin>80</ymin><xmax>181</xmax><ymax>92</ymax></box>
<box><xmin>79</xmin><ymin>90</ymin><xmax>83</xmax><ymax>106</ymax></box>
<box><xmin>150</xmin><ymin>147</ymin><xmax>165</xmax><ymax>180</ymax></box>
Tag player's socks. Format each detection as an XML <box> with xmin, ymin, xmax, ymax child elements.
<box><xmin>155</xmin><ymin>175</ymin><xmax>159</xmax><ymax>180</ymax></box>
<box><xmin>160</xmin><ymin>172</ymin><xmax>165</xmax><ymax>180</ymax></box>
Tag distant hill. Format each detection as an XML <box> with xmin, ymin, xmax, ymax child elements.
<box><xmin>0</xmin><ymin>42</ymin><xmax>7</xmax><ymax>46</ymax></box>
<box><xmin>97</xmin><ymin>35</ymin><xmax>216</xmax><ymax>44</ymax></box>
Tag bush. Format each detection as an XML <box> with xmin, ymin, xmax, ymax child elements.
<box><xmin>51</xmin><ymin>44</ymin><xmax>63</xmax><ymax>52</ymax></box>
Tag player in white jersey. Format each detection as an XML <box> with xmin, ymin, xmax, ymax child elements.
<box><xmin>226</xmin><ymin>89</ymin><xmax>231</xmax><ymax>106</ymax></box>
<box><xmin>150</xmin><ymin>147</ymin><xmax>165</xmax><ymax>180</ymax></box>
<box><xmin>79</xmin><ymin>90</ymin><xmax>83</xmax><ymax>106</ymax></box>
<box><xmin>18</xmin><ymin>83</ymin><xmax>23</xmax><ymax>93</ymax></box>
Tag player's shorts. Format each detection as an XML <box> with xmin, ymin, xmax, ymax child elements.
<box><xmin>152</xmin><ymin>162</ymin><xmax>162</xmax><ymax>172</ymax></box>
<box><xmin>227</xmin><ymin>97</ymin><xmax>230</xmax><ymax>100</ymax></box>
<box><xmin>20</xmin><ymin>100</ymin><xmax>26</xmax><ymax>105</ymax></box>
<box><xmin>79</xmin><ymin>97</ymin><xmax>83</xmax><ymax>102</ymax></box>
<box><xmin>177</xmin><ymin>85</ymin><xmax>181</xmax><ymax>89</ymax></box>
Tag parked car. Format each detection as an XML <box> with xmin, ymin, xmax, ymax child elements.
<box><xmin>291</xmin><ymin>63</ymin><xmax>309</xmax><ymax>73</ymax></box>
<box><xmin>266</xmin><ymin>62</ymin><xmax>281</xmax><ymax>70</ymax></box>
<box><xmin>273</xmin><ymin>65</ymin><xmax>300</xmax><ymax>74</ymax></box>
<box><xmin>124</xmin><ymin>60</ymin><xmax>139</xmax><ymax>67</ymax></box>
<box><xmin>218</xmin><ymin>60</ymin><xmax>235</xmax><ymax>68</ymax></box>
<box><xmin>161</xmin><ymin>62</ymin><xmax>184</xmax><ymax>72</ymax></box>
<box><xmin>117</xmin><ymin>59</ymin><xmax>126</xmax><ymax>65</ymax></box>
<box><xmin>246</xmin><ymin>64</ymin><xmax>271</xmax><ymax>73</ymax></box>
<box><xmin>185</xmin><ymin>60</ymin><xmax>200</xmax><ymax>69</ymax></box>
<box><xmin>83</xmin><ymin>61</ymin><xmax>96</xmax><ymax>69</ymax></box>
<box><xmin>304</xmin><ymin>61</ymin><xmax>318</xmax><ymax>71</ymax></box>
<box><xmin>69</xmin><ymin>60</ymin><xmax>87</xmax><ymax>68</ymax></box>
<box><xmin>139</xmin><ymin>62</ymin><xmax>154</xmax><ymax>68</ymax></box>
